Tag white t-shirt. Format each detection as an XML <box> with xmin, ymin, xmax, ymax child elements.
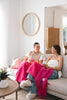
<box><xmin>26</xmin><ymin>51</ymin><xmax>45</xmax><ymax>62</ymax></box>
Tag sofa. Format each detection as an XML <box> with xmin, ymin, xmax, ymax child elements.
<box><xmin>47</xmin><ymin>55</ymin><xmax>67</xmax><ymax>100</ymax></box>
<box><xmin>8</xmin><ymin>55</ymin><xmax>67</xmax><ymax>100</ymax></box>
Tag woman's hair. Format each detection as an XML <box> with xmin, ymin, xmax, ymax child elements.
<box><xmin>53</xmin><ymin>45</ymin><xmax>61</xmax><ymax>55</ymax></box>
<box><xmin>33</xmin><ymin>42</ymin><xmax>40</xmax><ymax>47</ymax></box>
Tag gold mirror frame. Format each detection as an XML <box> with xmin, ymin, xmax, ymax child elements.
<box><xmin>22</xmin><ymin>12</ymin><xmax>40</xmax><ymax>36</ymax></box>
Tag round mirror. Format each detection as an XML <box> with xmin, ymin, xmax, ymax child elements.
<box><xmin>22</xmin><ymin>12</ymin><xmax>40</xmax><ymax>36</ymax></box>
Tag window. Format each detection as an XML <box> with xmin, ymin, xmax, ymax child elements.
<box><xmin>63</xmin><ymin>16</ymin><xmax>67</xmax><ymax>45</ymax></box>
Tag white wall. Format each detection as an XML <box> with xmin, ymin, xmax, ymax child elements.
<box><xmin>20</xmin><ymin>0</ymin><xmax>67</xmax><ymax>57</ymax></box>
<box><xmin>7</xmin><ymin>0</ymin><xmax>20</xmax><ymax>64</ymax></box>
<box><xmin>45</xmin><ymin>7</ymin><xmax>63</xmax><ymax>28</ymax></box>
<box><xmin>20</xmin><ymin>0</ymin><xmax>44</xmax><ymax>57</ymax></box>
<box><xmin>0</xmin><ymin>0</ymin><xmax>67</xmax><ymax>66</ymax></box>
<box><xmin>0</xmin><ymin>0</ymin><xmax>8</xmax><ymax>66</ymax></box>
<box><xmin>0</xmin><ymin>0</ymin><xmax>20</xmax><ymax>66</ymax></box>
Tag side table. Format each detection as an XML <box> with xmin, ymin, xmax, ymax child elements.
<box><xmin>0</xmin><ymin>78</ymin><xmax>19</xmax><ymax>100</ymax></box>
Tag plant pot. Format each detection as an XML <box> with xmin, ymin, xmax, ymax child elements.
<box><xmin>0</xmin><ymin>78</ymin><xmax>8</xmax><ymax>88</ymax></box>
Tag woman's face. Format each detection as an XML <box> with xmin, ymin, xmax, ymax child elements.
<box><xmin>34</xmin><ymin>44</ymin><xmax>40</xmax><ymax>52</ymax></box>
<box><xmin>52</xmin><ymin>47</ymin><xmax>57</xmax><ymax>54</ymax></box>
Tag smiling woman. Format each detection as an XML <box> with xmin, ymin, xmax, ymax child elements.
<box><xmin>22</xmin><ymin>12</ymin><xmax>40</xmax><ymax>36</ymax></box>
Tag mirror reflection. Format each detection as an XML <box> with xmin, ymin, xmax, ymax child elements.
<box><xmin>22</xmin><ymin>12</ymin><xmax>40</xmax><ymax>36</ymax></box>
<box><xmin>45</xmin><ymin>5</ymin><xmax>67</xmax><ymax>55</ymax></box>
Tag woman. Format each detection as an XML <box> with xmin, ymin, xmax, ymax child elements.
<box><xmin>20</xmin><ymin>45</ymin><xmax>63</xmax><ymax>100</ymax></box>
<box><xmin>16</xmin><ymin>42</ymin><xmax>44</xmax><ymax>83</ymax></box>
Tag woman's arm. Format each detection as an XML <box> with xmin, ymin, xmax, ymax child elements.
<box><xmin>53</xmin><ymin>56</ymin><xmax>63</xmax><ymax>71</ymax></box>
<box><xmin>38</xmin><ymin>54</ymin><xmax>45</xmax><ymax>65</ymax></box>
<box><xmin>42</xmin><ymin>55</ymin><xmax>53</xmax><ymax>67</ymax></box>
<box><xmin>45</xmin><ymin>56</ymin><xmax>63</xmax><ymax>71</ymax></box>
<box><xmin>39</xmin><ymin>55</ymin><xmax>52</xmax><ymax>65</ymax></box>
<box><xmin>23</xmin><ymin>57</ymin><xmax>28</xmax><ymax>61</ymax></box>
<box><xmin>46</xmin><ymin>55</ymin><xmax>53</xmax><ymax>63</ymax></box>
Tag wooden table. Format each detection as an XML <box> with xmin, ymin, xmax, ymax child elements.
<box><xmin>0</xmin><ymin>79</ymin><xmax>19</xmax><ymax>100</ymax></box>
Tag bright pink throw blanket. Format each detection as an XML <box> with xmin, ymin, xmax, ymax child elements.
<box><xmin>16</xmin><ymin>61</ymin><xmax>53</xmax><ymax>98</ymax></box>
<box><xmin>16</xmin><ymin>61</ymin><xmax>30</xmax><ymax>82</ymax></box>
<box><xmin>27</xmin><ymin>62</ymin><xmax>53</xmax><ymax>98</ymax></box>
<box><xmin>16</xmin><ymin>61</ymin><xmax>40</xmax><ymax>83</ymax></box>
<box><xmin>27</xmin><ymin>62</ymin><xmax>42</xmax><ymax>78</ymax></box>
<box><xmin>35</xmin><ymin>67</ymin><xmax>53</xmax><ymax>98</ymax></box>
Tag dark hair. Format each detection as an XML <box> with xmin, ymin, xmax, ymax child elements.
<box><xmin>33</xmin><ymin>42</ymin><xmax>40</xmax><ymax>47</ymax></box>
<box><xmin>53</xmin><ymin>45</ymin><xmax>61</xmax><ymax>55</ymax></box>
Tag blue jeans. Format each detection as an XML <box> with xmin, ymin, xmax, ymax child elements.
<box><xmin>49</xmin><ymin>70</ymin><xmax>58</xmax><ymax>79</ymax></box>
<box><xmin>27</xmin><ymin>73</ymin><xmax>38</xmax><ymax>93</ymax></box>
<box><xmin>27</xmin><ymin>70</ymin><xmax>58</xmax><ymax>93</ymax></box>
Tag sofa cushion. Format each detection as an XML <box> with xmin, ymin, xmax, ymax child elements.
<box><xmin>7</xmin><ymin>68</ymin><xmax>18</xmax><ymax>80</ymax></box>
<box><xmin>11</xmin><ymin>58</ymin><xmax>23</xmax><ymax>69</ymax></box>
<box><xmin>48</xmin><ymin>78</ymin><xmax>67</xmax><ymax>96</ymax></box>
<box><xmin>62</xmin><ymin>55</ymin><xmax>67</xmax><ymax>78</ymax></box>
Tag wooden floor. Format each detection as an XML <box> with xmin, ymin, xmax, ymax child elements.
<box><xmin>0</xmin><ymin>89</ymin><xmax>63</xmax><ymax>100</ymax></box>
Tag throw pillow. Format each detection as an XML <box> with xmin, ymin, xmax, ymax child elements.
<box><xmin>11</xmin><ymin>58</ymin><xmax>23</xmax><ymax>69</ymax></box>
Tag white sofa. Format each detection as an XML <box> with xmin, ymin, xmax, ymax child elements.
<box><xmin>8</xmin><ymin>55</ymin><xmax>67</xmax><ymax>100</ymax></box>
<box><xmin>47</xmin><ymin>55</ymin><xmax>67</xmax><ymax>100</ymax></box>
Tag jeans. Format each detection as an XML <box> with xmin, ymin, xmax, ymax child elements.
<box><xmin>27</xmin><ymin>73</ymin><xmax>38</xmax><ymax>93</ymax></box>
<box><xmin>49</xmin><ymin>70</ymin><xmax>58</xmax><ymax>79</ymax></box>
<box><xmin>27</xmin><ymin>70</ymin><xmax>58</xmax><ymax>93</ymax></box>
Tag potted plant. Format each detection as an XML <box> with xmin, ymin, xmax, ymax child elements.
<box><xmin>0</xmin><ymin>67</ymin><xmax>9</xmax><ymax>88</ymax></box>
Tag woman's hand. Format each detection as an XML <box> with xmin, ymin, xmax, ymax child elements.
<box><xmin>38</xmin><ymin>60</ymin><xmax>43</xmax><ymax>65</ymax></box>
<box><xmin>42</xmin><ymin>64</ymin><xmax>46</xmax><ymax>67</ymax></box>
<box><xmin>42</xmin><ymin>64</ymin><xmax>49</xmax><ymax>69</ymax></box>
<box><xmin>45</xmin><ymin>64</ymin><xmax>50</xmax><ymax>69</ymax></box>
<box><xmin>29</xmin><ymin>59</ymin><xmax>35</xmax><ymax>65</ymax></box>
<box><xmin>23</xmin><ymin>57</ymin><xmax>28</xmax><ymax>61</ymax></box>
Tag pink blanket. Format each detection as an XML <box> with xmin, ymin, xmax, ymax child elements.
<box><xmin>16</xmin><ymin>61</ymin><xmax>30</xmax><ymax>82</ymax></box>
<box><xmin>16</xmin><ymin>61</ymin><xmax>53</xmax><ymax>98</ymax></box>
<box><xmin>27</xmin><ymin>62</ymin><xmax>42</xmax><ymax>78</ymax></box>
<box><xmin>16</xmin><ymin>62</ymin><xmax>43</xmax><ymax>82</ymax></box>
<box><xmin>35</xmin><ymin>67</ymin><xmax>53</xmax><ymax>98</ymax></box>
<box><xmin>27</xmin><ymin>62</ymin><xmax>53</xmax><ymax>98</ymax></box>
<box><xmin>16</xmin><ymin>62</ymin><xmax>42</xmax><ymax>83</ymax></box>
